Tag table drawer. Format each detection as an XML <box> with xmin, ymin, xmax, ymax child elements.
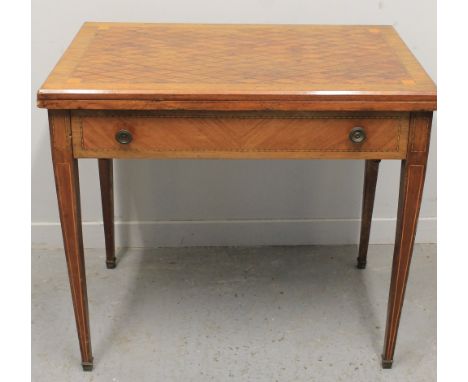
<box><xmin>71</xmin><ymin>111</ymin><xmax>410</xmax><ymax>159</ymax></box>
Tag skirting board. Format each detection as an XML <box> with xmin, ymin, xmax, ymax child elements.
<box><xmin>32</xmin><ymin>217</ymin><xmax>436</xmax><ymax>249</ymax></box>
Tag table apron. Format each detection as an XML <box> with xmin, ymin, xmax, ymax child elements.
<box><xmin>70</xmin><ymin>111</ymin><xmax>410</xmax><ymax>160</ymax></box>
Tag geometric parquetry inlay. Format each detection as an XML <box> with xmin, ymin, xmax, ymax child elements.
<box><xmin>71</xmin><ymin>25</ymin><xmax>412</xmax><ymax>87</ymax></box>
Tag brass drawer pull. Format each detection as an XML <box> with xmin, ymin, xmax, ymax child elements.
<box><xmin>349</xmin><ymin>127</ymin><xmax>366</xmax><ymax>143</ymax></box>
<box><xmin>115</xmin><ymin>129</ymin><xmax>133</xmax><ymax>144</ymax></box>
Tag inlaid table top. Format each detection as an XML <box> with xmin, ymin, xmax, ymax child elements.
<box><xmin>37</xmin><ymin>22</ymin><xmax>436</xmax><ymax>111</ymax></box>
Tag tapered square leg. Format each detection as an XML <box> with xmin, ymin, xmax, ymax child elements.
<box><xmin>382</xmin><ymin>112</ymin><xmax>432</xmax><ymax>368</ymax></box>
<box><xmin>98</xmin><ymin>159</ymin><xmax>116</xmax><ymax>269</ymax></box>
<box><xmin>49</xmin><ymin>110</ymin><xmax>93</xmax><ymax>370</ymax></box>
<box><xmin>357</xmin><ymin>159</ymin><xmax>381</xmax><ymax>269</ymax></box>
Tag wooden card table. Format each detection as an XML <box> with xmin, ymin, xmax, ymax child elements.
<box><xmin>37</xmin><ymin>23</ymin><xmax>436</xmax><ymax>371</ymax></box>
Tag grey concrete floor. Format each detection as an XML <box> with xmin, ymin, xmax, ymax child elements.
<box><xmin>32</xmin><ymin>244</ymin><xmax>436</xmax><ymax>381</ymax></box>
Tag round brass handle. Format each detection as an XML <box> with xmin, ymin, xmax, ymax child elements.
<box><xmin>349</xmin><ymin>127</ymin><xmax>366</xmax><ymax>143</ymax></box>
<box><xmin>115</xmin><ymin>130</ymin><xmax>133</xmax><ymax>144</ymax></box>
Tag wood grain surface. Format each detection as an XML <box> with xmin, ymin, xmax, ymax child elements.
<box><xmin>37</xmin><ymin>23</ymin><xmax>436</xmax><ymax>111</ymax></box>
<box><xmin>357</xmin><ymin>159</ymin><xmax>381</xmax><ymax>269</ymax></box>
<box><xmin>48</xmin><ymin>110</ymin><xmax>94</xmax><ymax>371</ymax></box>
<box><xmin>71</xmin><ymin>111</ymin><xmax>410</xmax><ymax>159</ymax></box>
<box><xmin>382</xmin><ymin>111</ymin><xmax>433</xmax><ymax>368</ymax></box>
<box><xmin>98</xmin><ymin>159</ymin><xmax>116</xmax><ymax>269</ymax></box>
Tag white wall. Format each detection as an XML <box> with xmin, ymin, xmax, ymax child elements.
<box><xmin>32</xmin><ymin>0</ymin><xmax>436</xmax><ymax>248</ymax></box>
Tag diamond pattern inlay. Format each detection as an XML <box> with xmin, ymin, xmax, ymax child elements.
<box><xmin>70</xmin><ymin>25</ymin><xmax>410</xmax><ymax>87</ymax></box>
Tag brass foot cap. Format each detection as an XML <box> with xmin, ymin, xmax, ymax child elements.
<box><xmin>82</xmin><ymin>361</ymin><xmax>93</xmax><ymax>371</ymax></box>
<box><xmin>381</xmin><ymin>356</ymin><xmax>393</xmax><ymax>369</ymax></box>
<box><xmin>356</xmin><ymin>258</ymin><xmax>367</xmax><ymax>269</ymax></box>
<box><xmin>106</xmin><ymin>258</ymin><xmax>117</xmax><ymax>269</ymax></box>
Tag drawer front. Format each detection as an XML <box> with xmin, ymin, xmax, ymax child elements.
<box><xmin>71</xmin><ymin>111</ymin><xmax>409</xmax><ymax>159</ymax></box>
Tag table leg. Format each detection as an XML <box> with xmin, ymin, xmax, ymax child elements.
<box><xmin>382</xmin><ymin>112</ymin><xmax>432</xmax><ymax>368</ymax></box>
<box><xmin>357</xmin><ymin>159</ymin><xmax>381</xmax><ymax>269</ymax></box>
<box><xmin>49</xmin><ymin>110</ymin><xmax>93</xmax><ymax>371</ymax></box>
<box><xmin>98</xmin><ymin>159</ymin><xmax>116</xmax><ymax>269</ymax></box>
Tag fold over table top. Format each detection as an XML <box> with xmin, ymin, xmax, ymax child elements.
<box><xmin>37</xmin><ymin>22</ymin><xmax>436</xmax><ymax>111</ymax></box>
